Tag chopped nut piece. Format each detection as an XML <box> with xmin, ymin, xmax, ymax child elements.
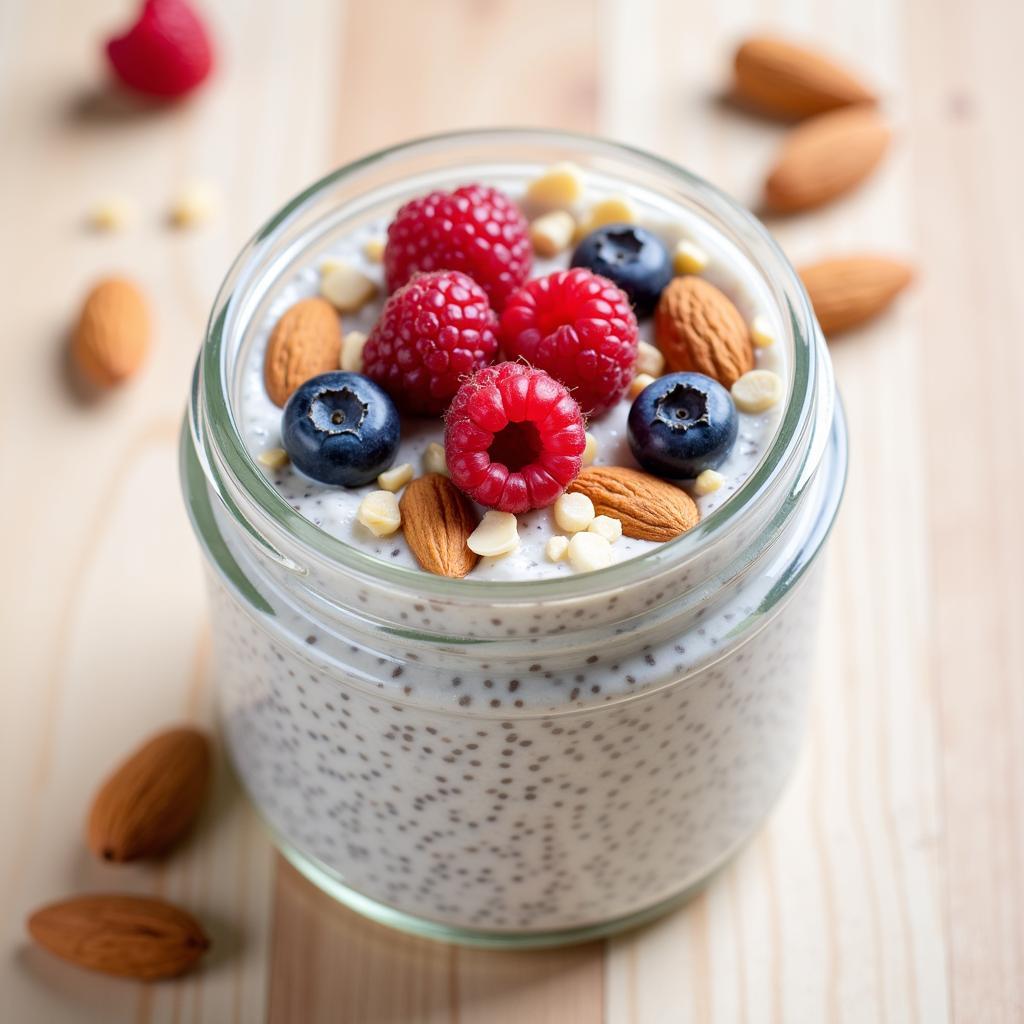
<box><xmin>357</xmin><ymin>490</ymin><xmax>402</xmax><ymax>537</ymax></box>
<box><xmin>341</xmin><ymin>330</ymin><xmax>367</xmax><ymax>372</ymax></box>
<box><xmin>423</xmin><ymin>442</ymin><xmax>449</xmax><ymax>477</ymax></box>
<box><xmin>590</xmin><ymin>195</ymin><xmax>637</xmax><ymax>225</ymax></box>
<box><xmin>525</xmin><ymin>162</ymin><xmax>585</xmax><ymax>209</ymax></box>
<box><xmin>467</xmin><ymin>510</ymin><xmax>519</xmax><ymax>557</ymax></box>
<box><xmin>694</xmin><ymin>469</ymin><xmax>725</xmax><ymax>495</ymax></box>
<box><xmin>635</xmin><ymin>340</ymin><xmax>665</xmax><ymax>378</ymax></box>
<box><xmin>529</xmin><ymin>210</ymin><xmax>576</xmax><ymax>258</ymax></box>
<box><xmin>732</xmin><ymin>369</ymin><xmax>785</xmax><ymax>413</ymax></box>
<box><xmin>576</xmin><ymin>195</ymin><xmax>638</xmax><ymax>241</ymax></box>
<box><xmin>363</xmin><ymin>237</ymin><xmax>385</xmax><ymax>262</ymax></box>
<box><xmin>630</xmin><ymin>373</ymin><xmax>656</xmax><ymax>399</ymax></box>
<box><xmin>673</xmin><ymin>239</ymin><xmax>709</xmax><ymax>275</ymax></box>
<box><xmin>588</xmin><ymin>515</ymin><xmax>622</xmax><ymax>544</ymax></box>
<box><xmin>546</xmin><ymin>535</ymin><xmax>570</xmax><ymax>562</ymax></box>
<box><xmin>750</xmin><ymin>314</ymin><xmax>775</xmax><ymax>348</ymax></box>
<box><xmin>170</xmin><ymin>181</ymin><xmax>220</xmax><ymax>228</ymax></box>
<box><xmin>377</xmin><ymin>462</ymin><xmax>413</xmax><ymax>492</ymax></box>
<box><xmin>88</xmin><ymin>195</ymin><xmax>136</xmax><ymax>232</ymax></box>
<box><xmin>321</xmin><ymin>261</ymin><xmax>378</xmax><ymax>313</ymax></box>
<box><xmin>553</xmin><ymin>491</ymin><xmax>596</xmax><ymax>534</ymax></box>
<box><xmin>257</xmin><ymin>447</ymin><xmax>290</xmax><ymax>470</ymax></box>
<box><xmin>582</xmin><ymin>432</ymin><xmax>598</xmax><ymax>467</ymax></box>
<box><xmin>568</xmin><ymin>531</ymin><xmax>613</xmax><ymax>573</ymax></box>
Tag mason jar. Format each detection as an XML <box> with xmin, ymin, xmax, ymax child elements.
<box><xmin>181</xmin><ymin>129</ymin><xmax>847</xmax><ymax>948</ymax></box>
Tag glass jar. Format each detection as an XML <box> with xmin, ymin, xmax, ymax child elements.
<box><xmin>182</xmin><ymin>129</ymin><xmax>847</xmax><ymax>948</ymax></box>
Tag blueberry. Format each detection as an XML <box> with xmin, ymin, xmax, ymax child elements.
<box><xmin>627</xmin><ymin>372</ymin><xmax>738</xmax><ymax>480</ymax></box>
<box><xmin>570</xmin><ymin>224</ymin><xmax>672</xmax><ymax>318</ymax></box>
<box><xmin>281</xmin><ymin>372</ymin><xmax>400</xmax><ymax>487</ymax></box>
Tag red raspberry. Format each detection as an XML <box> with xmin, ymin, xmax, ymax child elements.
<box><xmin>385</xmin><ymin>185</ymin><xmax>532</xmax><ymax>311</ymax></box>
<box><xmin>362</xmin><ymin>271</ymin><xmax>499</xmax><ymax>416</ymax></box>
<box><xmin>445</xmin><ymin>362</ymin><xmax>586</xmax><ymax>513</ymax></box>
<box><xmin>106</xmin><ymin>0</ymin><xmax>214</xmax><ymax>99</ymax></box>
<box><xmin>499</xmin><ymin>268</ymin><xmax>639</xmax><ymax>416</ymax></box>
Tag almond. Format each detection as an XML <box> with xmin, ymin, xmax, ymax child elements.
<box><xmin>71</xmin><ymin>277</ymin><xmax>151</xmax><ymax>388</ymax></box>
<box><xmin>87</xmin><ymin>726</ymin><xmax>211</xmax><ymax>863</ymax></box>
<box><xmin>263</xmin><ymin>297</ymin><xmax>342</xmax><ymax>407</ymax></box>
<box><xmin>568</xmin><ymin>466</ymin><xmax>699</xmax><ymax>542</ymax></box>
<box><xmin>27</xmin><ymin>894</ymin><xmax>209</xmax><ymax>980</ymax></box>
<box><xmin>799</xmin><ymin>256</ymin><xmax>914</xmax><ymax>336</ymax></box>
<box><xmin>733</xmin><ymin>35</ymin><xmax>876</xmax><ymax>119</ymax></box>
<box><xmin>399</xmin><ymin>474</ymin><xmax>480</xmax><ymax>578</ymax></box>
<box><xmin>763</xmin><ymin>106</ymin><xmax>890</xmax><ymax>212</ymax></box>
<box><xmin>655</xmin><ymin>276</ymin><xmax>753</xmax><ymax>388</ymax></box>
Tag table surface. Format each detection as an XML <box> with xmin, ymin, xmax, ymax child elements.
<box><xmin>2</xmin><ymin>0</ymin><xmax>1022</xmax><ymax>1021</ymax></box>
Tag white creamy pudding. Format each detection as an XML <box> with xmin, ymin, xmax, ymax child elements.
<box><xmin>185</xmin><ymin>132</ymin><xmax>845</xmax><ymax>944</ymax></box>
<box><xmin>236</xmin><ymin>177</ymin><xmax>788</xmax><ymax>581</ymax></box>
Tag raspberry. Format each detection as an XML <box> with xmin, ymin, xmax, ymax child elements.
<box><xmin>499</xmin><ymin>268</ymin><xmax>639</xmax><ymax>416</ymax></box>
<box><xmin>385</xmin><ymin>185</ymin><xmax>532</xmax><ymax>311</ymax></box>
<box><xmin>362</xmin><ymin>271</ymin><xmax>499</xmax><ymax>416</ymax></box>
<box><xmin>445</xmin><ymin>362</ymin><xmax>586</xmax><ymax>513</ymax></box>
<box><xmin>106</xmin><ymin>0</ymin><xmax>214</xmax><ymax>99</ymax></box>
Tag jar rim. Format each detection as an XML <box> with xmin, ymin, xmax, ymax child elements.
<box><xmin>191</xmin><ymin>127</ymin><xmax>830</xmax><ymax>603</ymax></box>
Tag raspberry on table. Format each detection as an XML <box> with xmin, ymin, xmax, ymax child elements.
<box><xmin>499</xmin><ymin>268</ymin><xmax>639</xmax><ymax>417</ymax></box>
<box><xmin>106</xmin><ymin>0</ymin><xmax>214</xmax><ymax>99</ymax></box>
<box><xmin>445</xmin><ymin>362</ymin><xmax>586</xmax><ymax>514</ymax></box>
<box><xmin>362</xmin><ymin>270</ymin><xmax>499</xmax><ymax>416</ymax></box>
<box><xmin>384</xmin><ymin>185</ymin><xmax>532</xmax><ymax>311</ymax></box>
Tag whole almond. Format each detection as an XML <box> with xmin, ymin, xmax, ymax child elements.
<box><xmin>764</xmin><ymin>106</ymin><xmax>890</xmax><ymax>212</ymax></box>
<box><xmin>263</xmin><ymin>297</ymin><xmax>342</xmax><ymax>407</ymax></box>
<box><xmin>87</xmin><ymin>726</ymin><xmax>211</xmax><ymax>863</ymax></box>
<box><xmin>655</xmin><ymin>276</ymin><xmax>754</xmax><ymax>388</ymax></box>
<box><xmin>569</xmin><ymin>466</ymin><xmax>699</xmax><ymax>542</ymax></box>
<box><xmin>28</xmin><ymin>894</ymin><xmax>209</xmax><ymax>980</ymax></box>
<box><xmin>733</xmin><ymin>35</ymin><xmax>876</xmax><ymax>119</ymax></box>
<box><xmin>799</xmin><ymin>256</ymin><xmax>914</xmax><ymax>336</ymax></box>
<box><xmin>399</xmin><ymin>474</ymin><xmax>480</xmax><ymax>578</ymax></box>
<box><xmin>71</xmin><ymin>277</ymin><xmax>151</xmax><ymax>388</ymax></box>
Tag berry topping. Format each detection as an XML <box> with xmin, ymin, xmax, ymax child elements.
<box><xmin>362</xmin><ymin>271</ymin><xmax>499</xmax><ymax>416</ymax></box>
<box><xmin>627</xmin><ymin>372</ymin><xmax>738</xmax><ymax>480</ymax></box>
<box><xmin>384</xmin><ymin>185</ymin><xmax>532</xmax><ymax>310</ymax></box>
<box><xmin>499</xmin><ymin>268</ymin><xmax>639</xmax><ymax>416</ymax></box>
<box><xmin>281</xmin><ymin>372</ymin><xmax>400</xmax><ymax>487</ymax></box>
<box><xmin>571</xmin><ymin>224</ymin><xmax>673</xmax><ymax>318</ymax></box>
<box><xmin>106</xmin><ymin>0</ymin><xmax>214</xmax><ymax>99</ymax></box>
<box><xmin>445</xmin><ymin>363</ymin><xmax>586</xmax><ymax>514</ymax></box>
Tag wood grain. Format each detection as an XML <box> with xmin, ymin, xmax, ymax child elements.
<box><xmin>0</xmin><ymin>0</ymin><xmax>1021</xmax><ymax>1020</ymax></box>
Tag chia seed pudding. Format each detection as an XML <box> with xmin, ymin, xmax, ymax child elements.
<box><xmin>183</xmin><ymin>130</ymin><xmax>847</xmax><ymax>945</ymax></box>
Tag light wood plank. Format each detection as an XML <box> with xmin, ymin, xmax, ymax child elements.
<box><xmin>2</xmin><ymin>0</ymin><xmax>1023</xmax><ymax>1020</ymax></box>
<box><xmin>263</xmin><ymin>2</ymin><xmax>605</xmax><ymax>1020</ymax></box>
<box><xmin>602</xmin><ymin>0</ymin><xmax>949</xmax><ymax>1021</ymax></box>
<box><xmin>0</xmin><ymin>0</ymin><xmax>342</xmax><ymax>1020</ymax></box>
<box><xmin>908</xmin><ymin>0</ymin><xmax>1024</xmax><ymax>1019</ymax></box>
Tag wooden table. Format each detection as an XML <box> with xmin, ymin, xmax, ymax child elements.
<box><xmin>2</xmin><ymin>0</ymin><xmax>1022</xmax><ymax>1020</ymax></box>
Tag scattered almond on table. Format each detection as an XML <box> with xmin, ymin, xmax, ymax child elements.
<box><xmin>27</xmin><ymin>724</ymin><xmax>214</xmax><ymax>980</ymax></box>
<box><xmin>28</xmin><ymin>894</ymin><xmax>210</xmax><ymax>980</ymax></box>
<box><xmin>732</xmin><ymin>35</ymin><xmax>876</xmax><ymax>119</ymax></box>
<box><xmin>798</xmin><ymin>255</ymin><xmax>915</xmax><ymax>336</ymax></box>
<box><xmin>87</xmin><ymin>726</ymin><xmax>211</xmax><ymax>862</ymax></box>
<box><xmin>729</xmin><ymin>30</ymin><xmax>913</xmax><ymax>329</ymax></box>
<box><xmin>762</xmin><ymin>104</ymin><xmax>891</xmax><ymax>213</ymax></box>
<box><xmin>71</xmin><ymin>277</ymin><xmax>151</xmax><ymax>389</ymax></box>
